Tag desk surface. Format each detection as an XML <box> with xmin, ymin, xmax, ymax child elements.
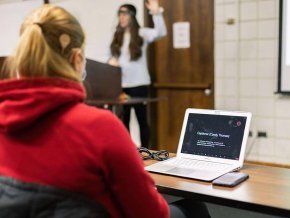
<box><xmin>145</xmin><ymin>158</ymin><xmax>290</xmax><ymax>217</ymax></box>
<box><xmin>85</xmin><ymin>96</ymin><xmax>166</xmax><ymax>107</ymax></box>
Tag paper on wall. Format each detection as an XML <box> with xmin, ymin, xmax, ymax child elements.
<box><xmin>173</xmin><ymin>22</ymin><xmax>190</xmax><ymax>49</ymax></box>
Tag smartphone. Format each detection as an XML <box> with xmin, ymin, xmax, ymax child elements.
<box><xmin>212</xmin><ymin>172</ymin><xmax>249</xmax><ymax>187</ymax></box>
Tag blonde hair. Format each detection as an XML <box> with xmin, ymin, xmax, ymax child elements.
<box><xmin>6</xmin><ymin>4</ymin><xmax>85</xmax><ymax>82</ymax></box>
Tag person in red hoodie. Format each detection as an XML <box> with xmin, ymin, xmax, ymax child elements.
<box><xmin>0</xmin><ymin>4</ymin><xmax>210</xmax><ymax>218</ymax></box>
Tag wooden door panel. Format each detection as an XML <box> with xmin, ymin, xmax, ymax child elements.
<box><xmin>157</xmin><ymin>89</ymin><xmax>213</xmax><ymax>152</ymax></box>
<box><xmin>146</xmin><ymin>0</ymin><xmax>214</xmax><ymax>151</ymax></box>
<box><xmin>155</xmin><ymin>0</ymin><xmax>214</xmax><ymax>83</ymax></box>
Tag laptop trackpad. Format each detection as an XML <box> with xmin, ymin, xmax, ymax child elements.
<box><xmin>166</xmin><ymin>167</ymin><xmax>194</xmax><ymax>175</ymax></box>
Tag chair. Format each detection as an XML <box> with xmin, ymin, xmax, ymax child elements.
<box><xmin>0</xmin><ymin>176</ymin><xmax>110</xmax><ymax>218</ymax></box>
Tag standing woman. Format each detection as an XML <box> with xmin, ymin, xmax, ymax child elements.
<box><xmin>109</xmin><ymin>0</ymin><xmax>167</xmax><ymax>148</ymax></box>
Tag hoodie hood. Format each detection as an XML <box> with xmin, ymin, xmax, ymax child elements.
<box><xmin>0</xmin><ymin>77</ymin><xmax>85</xmax><ymax>133</ymax></box>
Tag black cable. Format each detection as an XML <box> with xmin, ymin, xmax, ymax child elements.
<box><xmin>137</xmin><ymin>147</ymin><xmax>169</xmax><ymax>161</ymax></box>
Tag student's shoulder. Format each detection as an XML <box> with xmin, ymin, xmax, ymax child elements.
<box><xmin>66</xmin><ymin>103</ymin><xmax>120</xmax><ymax>125</ymax></box>
<box><xmin>80</xmin><ymin>103</ymin><xmax>118</xmax><ymax>118</ymax></box>
<box><xmin>76</xmin><ymin>104</ymin><xmax>133</xmax><ymax>148</ymax></box>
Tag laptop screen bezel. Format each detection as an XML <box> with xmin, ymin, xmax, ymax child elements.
<box><xmin>176</xmin><ymin>108</ymin><xmax>252</xmax><ymax>166</ymax></box>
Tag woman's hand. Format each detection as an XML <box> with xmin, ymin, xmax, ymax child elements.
<box><xmin>108</xmin><ymin>57</ymin><xmax>119</xmax><ymax>67</ymax></box>
<box><xmin>145</xmin><ymin>0</ymin><xmax>160</xmax><ymax>14</ymax></box>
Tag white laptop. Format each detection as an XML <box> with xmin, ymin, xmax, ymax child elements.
<box><xmin>145</xmin><ymin>108</ymin><xmax>252</xmax><ymax>181</ymax></box>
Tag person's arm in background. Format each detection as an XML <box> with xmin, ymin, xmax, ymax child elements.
<box><xmin>140</xmin><ymin>0</ymin><xmax>167</xmax><ymax>42</ymax></box>
<box><xmin>101</xmin><ymin>114</ymin><xmax>169</xmax><ymax>218</ymax></box>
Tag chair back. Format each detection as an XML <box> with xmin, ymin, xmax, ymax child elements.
<box><xmin>0</xmin><ymin>176</ymin><xmax>110</xmax><ymax>218</ymax></box>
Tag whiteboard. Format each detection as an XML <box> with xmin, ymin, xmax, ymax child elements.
<box><xmin>278</xmin><ymin>0</ymin><xmax>290</xmax><ymax>93</ymax></box>
<box><xmin>51</xmin><ymin>0</ymin><xmax>144</xmax><ymax>63</ymax></box>
<box><xmin>0</xmin><ymin>0</ymin><xmax>43</xmax><ymax>56</ymax></box>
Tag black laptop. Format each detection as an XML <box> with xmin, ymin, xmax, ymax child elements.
<box><xmin>84</xmin><ymin>59</ymin><xmax>122</xmax><ymax>100</ymax></box>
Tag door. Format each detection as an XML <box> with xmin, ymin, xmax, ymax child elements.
<box><xmin>146</xmin><ymin>0</ymin><xmax>214</xmax><ymax>152</ymax></box>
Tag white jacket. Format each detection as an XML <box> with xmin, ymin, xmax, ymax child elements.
<box><xmin>118</xmin><ymin>13</ymin><xmax>167</xmax><ymax>88</ymax></box>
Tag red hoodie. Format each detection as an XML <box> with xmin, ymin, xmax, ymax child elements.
<box><xmin>0</xmin><ymin>77</ymin><xmax>169</xmax><ymax>218</ymax></box>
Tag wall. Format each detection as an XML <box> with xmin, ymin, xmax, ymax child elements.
<box><xmin>0</xmin><ymin>0</ymin><xmax>43</xmax><ymax>56</ymax></box>
<box><xmin>50</xmin><ymin>0</ymin><xmax>144</xmax><ymax>63</ymax></box>
<box><xmin>215</xmin><ymin>0</ymin><xmax>290</xmax><ymax>165</ymax></box>
<box><xmin>0</xmin><ymin>0</ymin><xmax>144</xmax><ymax>62</ymax></box>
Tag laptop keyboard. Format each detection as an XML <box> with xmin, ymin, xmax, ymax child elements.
<box><xmin>167</xmin><ymin>158</ymin><xmax>230</xmax><ymax>171</ymax></box>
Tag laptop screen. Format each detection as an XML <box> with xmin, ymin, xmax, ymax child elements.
<box><xmin>181</xmin><ymin>113</ymin><xmax>248</xmax><ymax>160</ymax></box>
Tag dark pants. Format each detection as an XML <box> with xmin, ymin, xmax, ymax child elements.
<box><xmin>122</xmin><ymin>86</ymin><xmax>150</xmax><ymax>148</ymax></box>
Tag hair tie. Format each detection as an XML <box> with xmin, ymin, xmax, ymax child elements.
<box><xmin>59</xmin><ymin>33</ymin><xmax>71</xmax><ymax>53</ymax></box>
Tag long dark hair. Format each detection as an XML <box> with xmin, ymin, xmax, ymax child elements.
<box><xmin>110</xmin><ymin>4</ymin><xmax>143</xmax><ymax>61</ymax></box>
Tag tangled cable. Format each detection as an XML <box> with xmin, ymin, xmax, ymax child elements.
<box><xmin>137</xmin><ymin>147</ymin><xmax>169</xmax><ymax>161</ymax></box>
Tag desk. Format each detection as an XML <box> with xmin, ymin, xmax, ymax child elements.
<box><xmin>85</xmin><ymin>96</ymin><xmax>166</xmax><ymax>107</ymax></box>
<box><xmin>85</xmin><ymin>97</ymin><xmax>166</xmax><ymax>114</ymax></box>
<box><xmin>145</xmin><ymin>158</ymin><xmax>290</xmax><ymax>217</ymax></box>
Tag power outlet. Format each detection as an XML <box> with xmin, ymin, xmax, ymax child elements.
<box><xmin>257</xmin><ymin>131</ymin><xmax>267</xmax><ymax>138</ymax></box>
<box><xmin>249</xmin><ymin>131</ymin><xmax>253</xmax><ymax>137</ymax></box>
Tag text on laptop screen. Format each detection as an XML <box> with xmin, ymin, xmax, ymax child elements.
<box><xmin>181</xmin><ymin>113</ymin><xmax>247</xmax><ymax>160</ymax></box>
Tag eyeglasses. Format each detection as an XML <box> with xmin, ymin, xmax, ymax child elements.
<box><xmin>138</xmin><ymin>147</ymin><xmax>169</xmax><ymax>161</ymax></box>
